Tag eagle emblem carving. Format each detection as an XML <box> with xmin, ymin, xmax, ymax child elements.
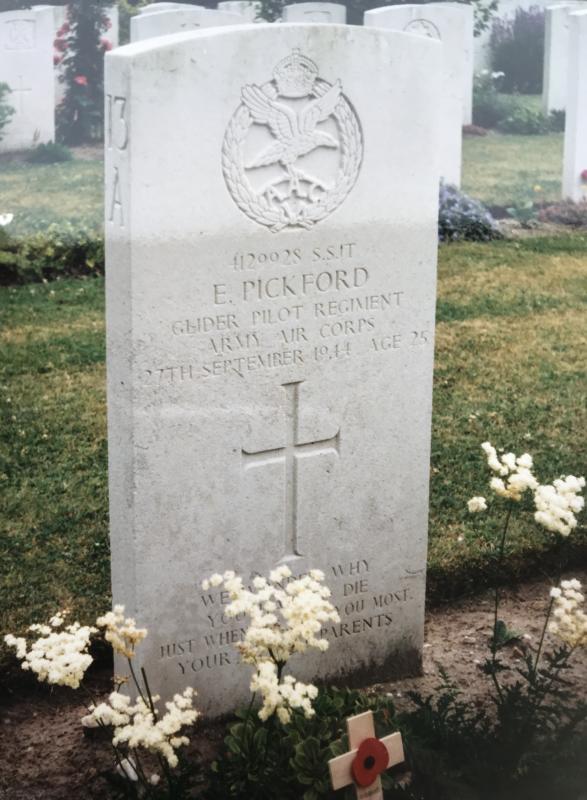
<box><xmin>222</xmin><ymin>50</ymin><xmax>363</xmax><ymax>232</ymax></box>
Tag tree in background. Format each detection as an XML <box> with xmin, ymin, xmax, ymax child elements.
<box><xmin>259</xmin><ymin>0</ymin><xmax>498</xmax><ymax>31</ymax></box>
<box><xmin>490</xmin><ymin>7</ymin><xmax>545</xmax><ymax>94</ymax></box>
<box><xmin>56</xmin><ymin>1</ymin><xmax>112</xmax><ymax>145</ymax></box>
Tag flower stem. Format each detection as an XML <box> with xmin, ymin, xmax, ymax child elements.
<box><xmin>490</xmin><ymin>503</ymin><xmax>513</xmax><ymax>700</ymax></box>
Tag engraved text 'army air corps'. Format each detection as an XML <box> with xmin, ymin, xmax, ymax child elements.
<box><xmin>222</xmin><ymin>49</ymin><xmax>363</xmax><ymax>232</ymax></box>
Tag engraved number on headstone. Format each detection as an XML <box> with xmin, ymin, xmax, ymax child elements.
<box><xmin>242</xmin><ymin>381</ymin><xmax>340</xmax><ymax>560</ymax></box>
<box><xmin>109</xmin><ymin>167</ymin><xmax>124</xmax><ymax>226</ymax></box>
<box><xmin>107</xmin><ymin>95</ymin><xmax>129</xmax><ymax>151</ymax></box>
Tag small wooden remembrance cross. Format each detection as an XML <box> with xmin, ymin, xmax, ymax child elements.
<box><xmin>328</xmin><ymin>710</ymin><xmax>404</xmax><ymax>800</ymax></box>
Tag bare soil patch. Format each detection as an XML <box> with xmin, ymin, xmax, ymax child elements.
<box><xmin>1</xmin><ymin>570</ymin><xmax>585</xmax><ymax>800</ymax></box>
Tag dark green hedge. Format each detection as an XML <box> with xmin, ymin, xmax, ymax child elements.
<box><xmin>0</xmin><ymin>224</ymin><xmax>104</xmax><ymax>285</ymax></box>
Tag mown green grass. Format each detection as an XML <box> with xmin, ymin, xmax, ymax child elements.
<box><xmin>0</xmin><ymin>130</ymin><xmax>565</xmax><ymax>240</ymax></box>
<box><xmin>0</xmin><ymin>159</ymin><xmax>104</xmax><ymax>236</ymax></box>
<box><xmin>462</xmin><ymin>132</ymin><xmax>563</xmax><ymax>208</ymax></box>
<box><xmin>1</xmin><ymin>236</ymin><xmax>586</xmax><ymax>663</ymax></box>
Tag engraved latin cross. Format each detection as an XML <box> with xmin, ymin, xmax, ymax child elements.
<box><xmin>12</xmin><ymin>75</ymin><xmax>32</xmax><ymax>113</ymax></box>
<box><xmin>242</xmin><ymin>381</ymin><xmax>340</xmax><ymax>561</ymax></box>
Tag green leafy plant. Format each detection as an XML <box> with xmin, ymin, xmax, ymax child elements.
<box><xmin>207</xmin><ymin>688</ymin><xmax>397</xmax><ymax>800</ymax></box>
<box><xmin>26</xmin><ymin>141</ymin><xmax>73</xmax><ymax>164</ymax></box>
<box><xmin>0</xmin><ymin>82</ymin><xmax>15</xmax><ymax>143</ymax></box>
<box><xmin>0</xmin><ymin>222</ymin><xmax>104</xmax><ymax>284</ymax></box>
<box><xmin>472</xmin><ymin>69</ymin><xmax>517</xmax><ymax>128</ymax></box>
<box><xmin>497</xmin><ymin>106</ymin><xmax>550</xmax><ymax>135</ymax></box>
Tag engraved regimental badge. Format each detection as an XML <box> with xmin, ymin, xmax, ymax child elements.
<box><xmin>222</xmin><ymin>49</ymin><xmax>363</xmax><ymax>232</ymax></box>
<box><xmin>403</xmin><ymin>19</ymin><xmax>441</xmax><ymax>39</ymax></box>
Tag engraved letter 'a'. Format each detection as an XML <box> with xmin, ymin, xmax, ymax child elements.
<box><xmin>242</xmin><ymin>382</ymin><xmax>340</xmax><ymax>561</ymax></box>
<box><xmin>222</xmin><ymin>50</ymin><xmax>363</xmax><ymax>232</ymax></box>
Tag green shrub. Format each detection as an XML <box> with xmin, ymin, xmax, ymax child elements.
<box><xmin>0</xmin><ymin>222</ymin><xmax>104</xmax><ymax>284</ymax></box>
<box><xmin>26</xmin><ymin>141</ymin><xmax>73</xmax><ymax>164</ymax></box>
<box><xmin>472</xmin><ymin>70</ymin><xmax>517</xmax><ymax>128</ymax></box>
<box><xmin>206</xmin><ymin>688</ymin><xmax>397</xmax><ymax>800</ymax></box>
<box><xmin>0</xmin><ymin>82</ymin><xmax>15</xmax><ymax>143</ymax></box>
<box><xmin>490</xmin><ymin>7</ymin><xmax>545</xmax><ymax>94</ymax></box>
<box><xmin>497</xmin><ymin>106</ymin><xmax>550</xmax><ymax>135</ymax></box>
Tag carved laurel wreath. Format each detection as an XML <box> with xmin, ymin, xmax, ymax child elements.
<box><xmin>222</xmin><ymin>80</ymin><xmax>363</xmax><ymax>232</ymax></box>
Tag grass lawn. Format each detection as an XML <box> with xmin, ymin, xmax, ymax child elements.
<box><xmin>462</xmin><ymin>132</ymin><xmax>563</xmax><ymax>208</ymax></box>
<box><xmin>1</xmin><ymin>235</ymin><xmax>586</xmax><ymax>665</ymax></box>
<box><xmin>0</xmin><ymin>128</ymin><xmax>565</xmax><ymax>238</ymax></box>
<box><xmin>0</xmin><ymin>159</ymin><xmax>104</xmax><ymax>237</ymax></box>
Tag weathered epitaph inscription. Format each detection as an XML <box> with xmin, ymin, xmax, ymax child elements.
<box><xmin>222</xmin><ymin>50</ymin><xmax>362</xmax><ymax>231</ymax></box>
<box><xmin>106</xmin><ymin>25</ymin><xmax>441</xmax><ymax>717</ymax></box>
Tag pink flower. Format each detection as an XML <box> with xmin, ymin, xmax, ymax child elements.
<box><xmin>74</xmin><ymin>75</ymin><xmax>88</xmax><ymax>87</ymax></box>
<box><xmin>57</xmin><ymin>22</ymin><xmax>70</xmax><ymax>35</ymax></box>
<box><xmin>54</xmin><ymin>37</ymin><xmax>67</xmax><ymax>52</ymax></box>
<box><xmin>53</xmin><ymin>54</ymin><xmax>63</xmax><ymax>66</ymax></box>
<box><xmin>101</xmin><ymin>38</ymin><xmax>113</xmax><ymax>51</ymax></box>
<box><xmin>581</xmin><ymin>169</ymin><xmax>587</xmax><ymax>182</ymax></box>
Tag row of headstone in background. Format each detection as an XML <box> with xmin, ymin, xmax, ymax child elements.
<box><xmin>106</xmin><ymin>20</ymin><xmax>441</xmax><ymax>718</ymax></box>
<box><xmin>130</xmin><ymin>0</ymin><xmax>346</xmax><ymax>39</ymax></box>
<box><xmin>130</xmin><ymin>1</ymin><xmax>473</xmax><ymax>186</ymax></box>
<box><xmin>0</xmin><ymin>4</ymin><xmax>119</xmax><ymax>153</ymax></box>
<box><xmin>562</xmin><ymin>9</ymin><xmax>587</xmax><ymax>201</ymax></box>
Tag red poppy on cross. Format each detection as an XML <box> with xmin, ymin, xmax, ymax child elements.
<box><xmin>328</xmin><ymin>710</ymin><xmax>404</xmax><ymax>800</ymax></box>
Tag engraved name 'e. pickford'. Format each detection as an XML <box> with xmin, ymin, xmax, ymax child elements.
<box><xmin>222</xmin><ymin>49</ymin><xmax>363</xmax><ymax>231</ymax></box>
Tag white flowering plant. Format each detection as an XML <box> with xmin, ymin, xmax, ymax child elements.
<box><xmin>202</xmin><ymin>566</ymin><xmax>339</xmax><ymax>725</ymax></box>
<box><xmin>465</xmin><ymin>439</ymin><xmax>586</xmax><ymax>740</ymax></box>
<box><xmin>5</xmin><ymin>605</ymin><xmax>200</xmax><ymax>796</ymax></box>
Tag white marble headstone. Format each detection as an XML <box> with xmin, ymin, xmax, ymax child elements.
<box><xmin>365</xmin><ymin>3</ymin><xmax>468</xmax><ymax>185</ymax></box>
<box><xmin>365</xmin><ymin>3</ymin><xmax>473</xmax><ymax>127</ymax></box>
<box><xmin>131</xmin><ymin>7</ymin><xmax>242</xmax><ymax>41</ymax></box>
<box><xmin>218</xmin><ymin>1</ymin><xmax>262</xmax><ymax>22</ymax></box>
<box><xmin>281</xmin><ymin>2</ymin><xmax>347</xmax><ymax>22</ymax></box>
<box><xmin>105</xmin><ymin>24</ymin><xmax>441</xmax><ymax>717</ymax></box>
<box><xmin>0</xmin><ymin>6</ymin><xmax>55</xmax><ymax>152</ymax></box>
<box><xmin>562</xmin><ymin>10</ymin><xmax>587</xmax><ymax>201</ymax></box>
<box><xmin>542</xmin><ymin>2</ymin><xmax>585</xmax><ymax>113</ymax></box>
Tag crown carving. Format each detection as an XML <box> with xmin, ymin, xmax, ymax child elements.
<box><xmin>273</xmin><ymin>49</ymin><xmax>318</xmax><ymax>97</ymax></box>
